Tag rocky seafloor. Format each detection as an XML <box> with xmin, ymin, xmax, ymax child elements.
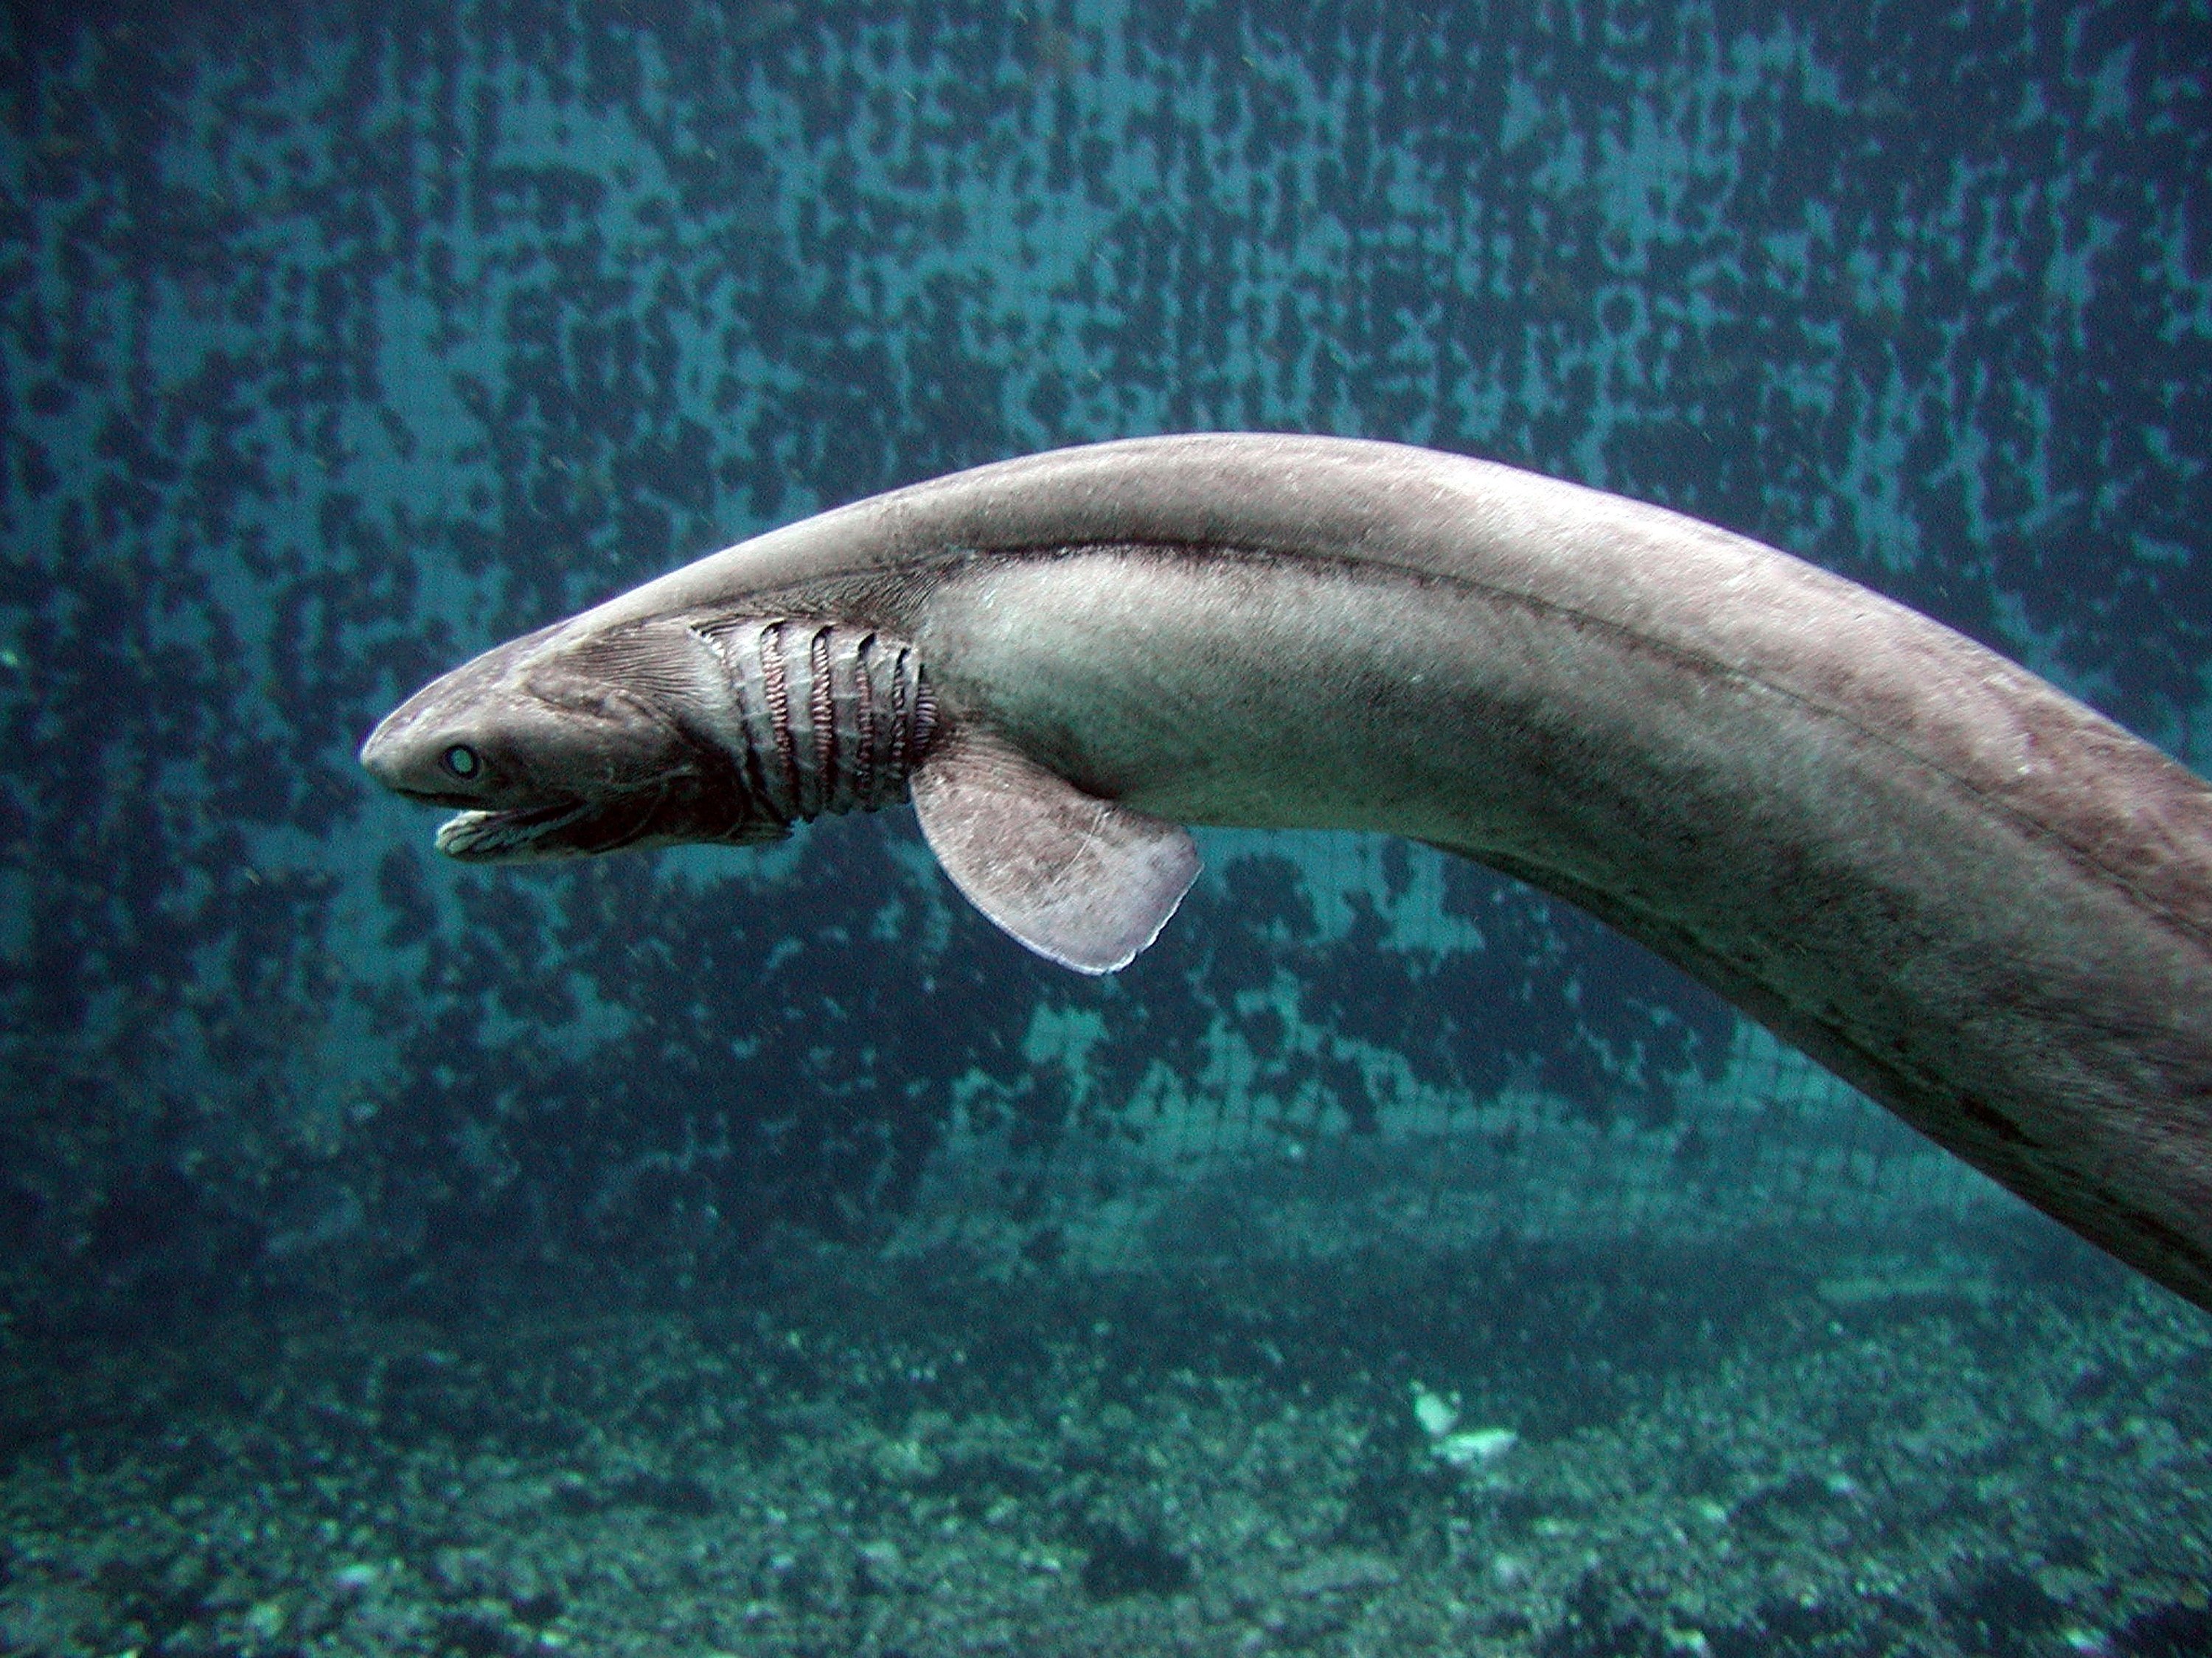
<box><xmin>3</xmin><ymin>1227</ymin><xmax>2207</xmax><ymax>1658</ymax></box>
<box><xmin>7</xmin><ymin>2</ymin><xmax>2212</xmax><ymax>1654</ymax></box>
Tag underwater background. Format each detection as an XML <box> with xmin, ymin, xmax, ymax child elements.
<box><xmin>4</xmin><ymin>0</ymin><xmax>2211</xmax><ymax>1654</ymax></box>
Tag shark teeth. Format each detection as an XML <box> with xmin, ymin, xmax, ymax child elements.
<box><xmin>434</xmin><ymin>799</ymin><xmax>595</xmax><ymax>861</ymax></box>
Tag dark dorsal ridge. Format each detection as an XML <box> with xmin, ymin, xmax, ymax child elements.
<box><xmin>700</xmin><ymin>618</ymin><xmax>936</xmax><ymax>826</ymax></box>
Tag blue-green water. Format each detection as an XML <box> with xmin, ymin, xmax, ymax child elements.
<box><xmin>2</xmin><ymin>2</ymin><xmax>2208</xmax><ymax>1654</ymax></box>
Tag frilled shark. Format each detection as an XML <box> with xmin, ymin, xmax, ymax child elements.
<box><xmin>361</xmin><ymin>434</ymin><xmax>2212</xmax><ymax>1314</ymax></box>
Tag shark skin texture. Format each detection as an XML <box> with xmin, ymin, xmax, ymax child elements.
<box><xmin>362</xmin><ymin>433</ymin><xmax>2212</xmax><ymax>1315</ymax></box>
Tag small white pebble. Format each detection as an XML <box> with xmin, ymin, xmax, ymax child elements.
<box><xmin>243</xmin><ymin>1600</ymin><xmax>288</xmax><ymax>1640</ymax></box>
<box><xmin>1409</xmin><ymin>1384</ymin><xmax>1459</xmax><ymax>1439</ymax></box>
<box><xmin>1435</xmin><ymin>1427</ymin><xmax>1517</xmax><ymax>1467</ymax></box>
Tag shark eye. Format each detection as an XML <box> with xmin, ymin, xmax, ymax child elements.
<box><xmin>441</xmin><ymin>744</ymin><xmax>483</xmax><ymax>781</ymax></box>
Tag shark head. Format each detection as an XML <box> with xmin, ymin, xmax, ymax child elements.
<box><xmin>363</xmin><ymin>611</ymin><xmax>944</xmax><ymax>862</ymax></box>
<box><xmin>359</xmin><ymin>618</ymin><xmax>790</xmax><ymax>860</ymax></box>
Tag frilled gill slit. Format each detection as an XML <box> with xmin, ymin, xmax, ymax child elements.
<box><xmin>698</xmin><ymin>618</ymin><xmax>936</xmax><ymax>829</ymax></box>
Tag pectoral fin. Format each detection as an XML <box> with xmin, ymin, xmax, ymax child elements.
<box><xmin>910</xmin><ymin>728</ymin><xmax>1199</xmax><ymax>973</ymax></box>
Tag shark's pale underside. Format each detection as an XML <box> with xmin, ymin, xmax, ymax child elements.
<box><xmin>361</xmin><ymin>434</ymin><xmax>2212</xmax><ymax>1314</ymax></box>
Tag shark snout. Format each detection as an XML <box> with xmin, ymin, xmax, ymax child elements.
<box><xmin>357</xmin><ymin>718</ymin><xmax>397</xmax><ymax>782</ymax></box>
<box><xmin>358</xmin><ymin>693</ymin><xmax>478</xmax><ymax>804</ymax></box>
<box><xmin>357</xmin><ymin>705</ymin><xmax>427</xmax><ymax>793</ymax></box>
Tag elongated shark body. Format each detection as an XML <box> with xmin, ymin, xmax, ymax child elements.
<box><xmin>361</xmin><ymin>434</ymin><xmax>2212</xmax><ymax>1314</ymax></box>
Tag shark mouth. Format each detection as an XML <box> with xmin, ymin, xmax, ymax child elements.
<box><xmin>434</xmin><ymin>798</ymin><xmax>601</xmax><ymax>861</ymax></box>
<box><xmin>434</xmin><ymin>778</ymin><xmax>777</xmax><ymax>861</ymax></box>
<box><xmin>433</xmin><ymin>786</ymin><xmax>720</xmax><ymax>860</ymax></box>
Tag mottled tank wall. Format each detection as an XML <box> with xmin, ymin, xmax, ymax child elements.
<box><xmin>1</xmin><ymin>0</ymin><xmax>2205</xmax><ymax>1325</ymax></box>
